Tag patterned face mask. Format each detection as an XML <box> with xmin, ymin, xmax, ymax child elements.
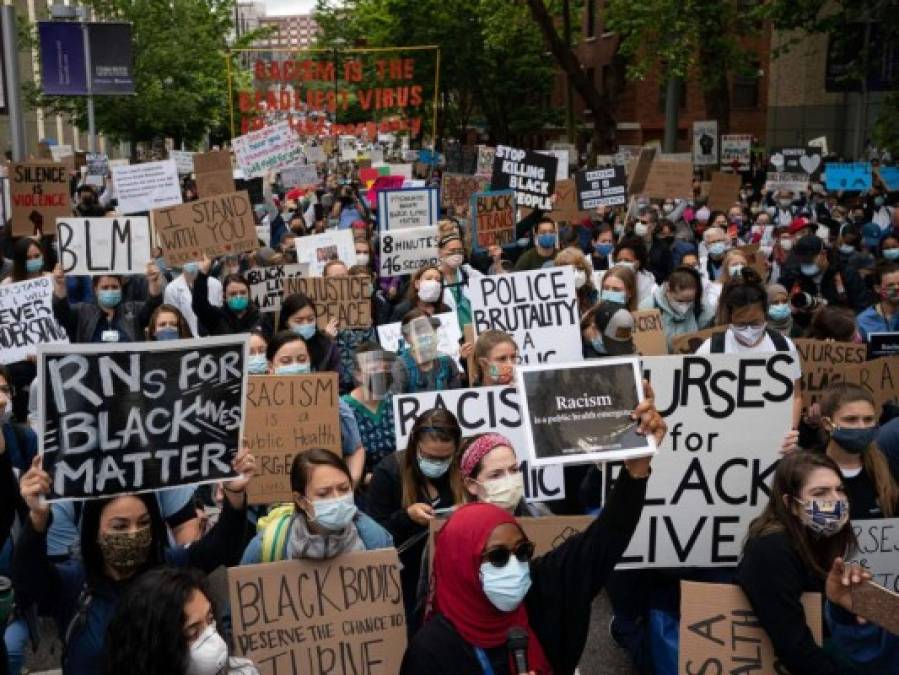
<box><xmin>97</xmin><ymin>526</ymin><xmax>152</xmax><ymax>575</ymax></box>
<box><xmin>794</xmin><ymin>497</ymin><xmax>849</xmax><ymax>537</ymax></box>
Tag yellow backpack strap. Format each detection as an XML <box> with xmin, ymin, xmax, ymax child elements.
<box><xmin>259</xmin><ymin>504</ymin><xmax>295</xmax><ymax>563</ymax></box>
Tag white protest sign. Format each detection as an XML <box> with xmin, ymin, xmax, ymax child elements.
<box><xmin>304</xmin><ymin>145</ymin><xmax>326</xmax><ymax>163</ymax></box>
<box><xmin>613</xmin><ymin>353</ymin><xmax>797</xmax><ymax>568</ymax></box>
<box><xmin>85</xmin><ymin>153</ymin><xmax>109</xmax><ymax>187</ymax></box>
<box><xmin>232</xmin><ymin>121</ymin><xmax>304</xmax><ymax>178</ymax></box>
<box><xmin>112</xmin><ymin>160</ymin><xmax>183</xmax><ymax>215</ymax></box>
<box><xmin>377</xmin><ymin>311</ymin><xmax>462</xmax><ymax>365</ymax></box>
<box><xmin>56</xmin><ymin>217</ymin><xmax>152</xmax><ymax>276</ymax></box>
<box><xmin>294</xmin><ymin>229</ymin><xmax>357</xmax><ymax>277</ymax></box>
<box><xmin>245</xmin><ymin>263</ymin><xmax>307</xmax><ymax>313</ymax></box>
<box><xmin>392</xmin><ymin>386</ymin><xmax>565</xmax><ymax>503</ymax></box>
<box><xmin>170</xmin><ymin>150</ymin><xmax>195</xmax><ymax>175</ymax></box>
<box><xmin>720</xmin><ymin>134</ymin><xmax>752</xmax><ymax>172</ymax></box>
<box><xmin>49</xmin><ymin>144</ymin><xmax>73</xmax><ymax>161</ymax></box>
<box><xmin>339</xmin><ymin>137</ymin><xmax>357</xmax><ymax>162</ymax></box>
<box><xmin>851</xmin><ymin>518</ymin><xmax>899</xmax><ymax>592</ymax></box>
<box><xmin>280</xmin><ymin>165</ymin><xmax>318</xmax><ymax>188</ymax></box>
<box><xmin>693</xmin><ymin>120</ymin><xmax>718</xmax><ymax>167</ymax></box>
<box><xmin>378</xmin><ymin>225</ymin><xmax>438</xmax><ymax>276</ymax></box>
<box><xmin>0</xmin><ymin>277</ymin><xmax>68</xmax><ymax>364</ymax></box>
<box><xmin>470</xmin><ymin>267</ymin><xmax>582</xmax><ymax>365</ymax></box>
<box><xmin>376</xmin><ymin>187</ymin><xmax>439</xmax><ymax>230</ymax></box>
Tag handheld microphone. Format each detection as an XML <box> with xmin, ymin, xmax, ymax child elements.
<box><xmin>507</xmin><ymin>626</ymin><xmax>529</xmax><ymax>675</ymax></box>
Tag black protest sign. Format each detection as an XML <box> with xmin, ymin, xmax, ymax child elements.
<box><xmin>868</xmin><ymin>333</ymin><xmax>899</xmax><ymax>360</ymax></box>
<box><xmin>576</xmin><ymin>166</ymin><xmax>627</xmax><ymax>209</ymax></box>
<box><xmin>39</xmin><ymin>337</ymin><xmax>247</xmax><ymax>500</ymax></box>
<box><xmin>490</xmin><ymin>145</ymin><xmax>557</xmax><ymax>211</ymax></box>
<box><xmin>767</xmin><ymin>147</ymin><xmax>823</xmax><ymax>179</ymax></box>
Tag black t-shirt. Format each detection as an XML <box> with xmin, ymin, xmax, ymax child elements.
<box><xmin>843</xmin><ymin>469</ymin><xmax>883</xmax><ymax>519</ymax></box>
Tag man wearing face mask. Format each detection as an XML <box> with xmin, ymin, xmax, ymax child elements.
<box><xmin>581</xmin><ymin>301</ymin><xmax>636</xmax><ymax>359</ymax></box>
<box><xmin>769</xmin><ymin>190</ymin><xmax>797</xmax><ymax>227</ymax></box>
<box><xmin>700</xmin><ymin>226</ymin><xmax>729</xmax><ymax>282</ymax></box>
<box><xmin>514</xmin><ymin>217</ymin><xmax>559</xmax><ymax>271</ymax></box>
<box><xmin>868</xmin><ymin>189</ymin><xmax>894</xmax><ymax>230</ymax></box>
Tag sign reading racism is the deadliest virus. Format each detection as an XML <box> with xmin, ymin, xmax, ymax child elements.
<box><xmin>38</xmin><ymin>336</ymin><xmax>247</xmax><ymax>500</ymax></box>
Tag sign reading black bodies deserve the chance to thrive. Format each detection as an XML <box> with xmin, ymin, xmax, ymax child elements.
<box><xmin>575</xmin><ymin>166</ymin><xmax>628</xmax><ymax>209</ymax></box>
<box><xmin>490</xmin><ymin>145</ymin><xmax>558</xmax><ymax>211</ymax></box>
<box><xmin>38</xmin><ymin>336</ymin><xmax>247</xmax><ymax>500</ymax></box>
<box><xmin>516</xmin><ymin>357</ymin><xmax>655</xmax><ymax>467</ymax></box>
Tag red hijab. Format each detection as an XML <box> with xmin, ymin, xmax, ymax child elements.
<box><xmin>432</xmin><ymin>502</ymin><xmax>553</xmax><ymax>674</ymax></box>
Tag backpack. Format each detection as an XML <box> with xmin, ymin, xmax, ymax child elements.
<box><xmin>710</xmin><ymin>328</ymin><xmax>789</xmax><ymax>353</ymax></box>
<box><xmin>256</xmin><ymin>503</ymin><xmax>296</xmax><ymax>563</ymax></box>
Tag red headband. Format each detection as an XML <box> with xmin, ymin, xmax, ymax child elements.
<box><xmin>460</xmin><ymin>433</ymin><xmax>514</xmax><ymax>478</ymax></box>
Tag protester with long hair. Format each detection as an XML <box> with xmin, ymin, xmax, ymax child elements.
<box><xmin>390</xmin><ymin>265</ymin><xmax>452</xmax><ymax>321</ymax></box>
<box><xmin>145</xmin><ymin>304</ymin><xmax>192</xmax><ymax>341</ymax></box>
<box><xmin>472</xmin><ymin>330</ymin><xmax>518</xmax><ymax>387</ymax></box>
<box><xmin>276</xmin><ymin>293</ymin><xmax>339</xmax><ymax>373</ymax></box>
<box><xmin>639</xmin><ymin>266</ymin><xmax>714</xmax><ymax>349</ymax></box>
<box><xmin>1</xmin><ymin>238</ymin><xmax>49</xmax><ymax>285</ymax></box>
<box><xmin>191</xmin><ymin>255</ymin><xmax>272</xmax><ymax>337</ymax></box>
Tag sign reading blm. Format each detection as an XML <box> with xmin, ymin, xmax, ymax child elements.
<box><xmin>517</xmin><ymin>358</ymin><xmax>654</xmax><ymax>467</ymax></box>
<box><xmin>38</xmin><ymin>336</ymin><xmax>247</xmax><ymax>500</ymax></box>
<box><xmin>491</xmin><ymin>145</ymin><xmax>557</xmax><ymax>211</ymax></box>
<box><xmin>56</xmin><ymin>217</ymin><xmax>152</xmax><ymax>276</ymax></box>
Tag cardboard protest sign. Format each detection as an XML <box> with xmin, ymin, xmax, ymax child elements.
<box><xmin>517</xmin><ymin>358</ymin><xmax>655</xmax><ymax>467</ymax></box>
<box><xmin>707</xmin><ymin>171</ymin><xmax>742</xmax><ymax>211</ymax></box>
<box><xmin>378</xmin><ymin>225</ymin><xmax>438</xmax><ymax>276</ymax></box>
<box><xmin>244</xmin><ymin>373</ymin><xmax>340</xmax><ymax>503</ymax></box>
<box><xmin>152</xmin><ymin>191</ymin><xmax>257</xmax><ymax>266</ymax></box>
<box><xmin>720</xmin><ymin>134</ymin><xmax>752</xmax><ymax>172</ymax></box>
<box><xmin>768</xmin><ymin>147</ymin><xmax>823</xmax><ymax>179</ymax></box>
<box><xmin>85</xmin><ymin>152</ymin><xmax>109</xmax><ymax>186</ymax></box>
<box><xmin>470</xmin><ymin>267</ymin><xmax>582</xmax><ymax>365</ymax></box>
<box><xmin>280</xmin><ymin>164</ymin><xmax>318</xmax><ymax>188</ymax></box>
<box><xmin>377</xmin><ymin>311</ymin><xmax>463</xmax><ymax>367</ymax></box>
<box><xmin>38</xmin><ymin>336</ymin><xmax>247</xmax><ymax>500</ymax></box>
<box><xmin>575</xmin><ymin>166</ymin><xmax>627</xmax><ymax>209</ymax></box>
<box><xmin>285</xmin><ymin>276</ymin><xmax>371</xmax><ymax>330</ymax></box>
<box><xmin>643</xmin><ymin>160</ymin><xmax>694</xmax><ymax>199</ymax></box>
<box><xmin>112</xmin><ymin>160</ymin><xmax>182</xmax><ymax>215</ymax></box>
<box><xmin>765</xmin><ymin>172</ymin><xmax>808</xmax><ymax>194</ymax></box>
<box><xmin>615</xmin><ymin>353</ymin><xmax>797</xmax><ymax>567</ymax></box>
<box><xmin>170</xmin><ymin>150</ymin><xmax>195</xmax><ymax>175</ymax></box>
<box><xmin>851</xmin><ymin>581</ymin><xmax>899</xmax><ymax>636</ymax></box>
<box><xmin>476</xmin><ymin>145</ymin><xmax>495</xmax><ymax>177</ymax></box>
<box><xmin>627</xmin><ymin>147</ymin><xmax>656</xmax><ymax>195</ymax></box>
<box><xmin>868</xmin><ymin>332</ymin><xmax>899</xmax><ymax>359</ymax></box>
<box><xmin>56</xmin><ymin>217</ymin><xmax>152</xmax><ymax>276</ymax></box>
<box><xmin>523</xmin><ymin>177</ymin><xmax>590</xmax><ymax>226</ymax></box>
<box><xmin>393</xmin><ymin>386</ymin><xmax>565</xmax><ymax>503</ymax></box>
<box><xmin>837</xmin><ymin>356</ymin><xmax>899</xmax><ymax>412</ymax></box>
<box><xmin>679</xmin><ymin>581</ymin><xmax>821</xmax><ymax>675</ymax></box>
<box><xmin>245</xmin><ymin>264</ymin><xmax>307</xmax><ymax>313</ymax></box>
<box><xmin>229</xmin><ymin>549</ymin><xmax>407</xmax><ymax>675</ymax></box>
<box><xmin>294</xmin><ymin>230</ymin><xmax>357</xmax><ymax>276</ymax></box>
<box><xmin>232</xmin><ymin>121</ymin><xmax>304</xmax><ymax>178</ymax></box>
<box><xmin>470</xmin><ymin>190</ymin><xmax>516</xmax><ymax>252</ymax></box>
<box><xmin>825</xmin><ymin>162</ymin><xmax>872</xmax><ymax>191</ymax></box>
<box><xmin>491</xmin><ymin>145</ymin><xmax>557</xmax><ymax>211</ymax></box>
<box><xmin>10</xmin><ymin>161</ymin><xmax>71</xmax><ymax>236</ymax></box>
<box><xmin>632</xmin><ymin>309</ymin><xmax>668</xmax><ymax>356</ymax></box>
<box><xmin>670</xmin><ymin>325</ymin><xmax>727</xmax><ymax>354</ymax></box>
<box><xmin>193</xmin><ymin>151</ymin><xmax>234</xmax><ymax>198</ymax></box>
<box><xmin>376</xmin><ymin>187</ymin><xmax>439</xmax><ymax>230</ymax></box>
<box><xmin>692</xmin><ymin>120</ymin><xmax>718</xmax><ymax>166</ymax></box>
<box><xmin>851</xmin><ymin>518</ymin><xmax>899</xmax><ymax>592</ymax></box>
<box><xmin>440</xmin><ymin>173</ymin><xmax>489</xmax><ymax>218</ymax></box>
<box><xmin>0</xmin><ymin>277</ymin><xmax>68</xmax><ymax>364</ymax></box>
<box><xmin>794</xmin><ymin>339</ymin><xmax>867</xmax><ymax>412</ymax></box>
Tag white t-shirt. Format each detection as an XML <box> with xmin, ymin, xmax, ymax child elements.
<box><xmin>164</xmin><ymin>274</ymin><xmax>223</xmax><ymax>337</ymax></box>
<box><xmin>696</xmin><ymin>328</ymin><xmax>803</xmax><ymax>382</ymax></box>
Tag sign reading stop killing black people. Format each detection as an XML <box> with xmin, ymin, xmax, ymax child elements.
<box><xmin>38</xmin><ymin>336</ymin><xmax>248</xmax><ymax>500</ymax></box>
<box><xmin>490</xmin><ymin>145</ymin><xmax>557</xmax><ymax>211</ymax></box>
<box><xmin>517</xmin><ymin>357</ymin><xmax>654</xmax><ymax>467</ymax></box>
<box><xmin>575</xmin><ymin>166</ymin><xmax>628</xmax><ymax>209</ymax></box>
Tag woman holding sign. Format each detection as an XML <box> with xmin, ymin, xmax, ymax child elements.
<box><xmin>191</xmin><ymin>256</ymin><xmax>273</xmax><ymax>338</ymax></box>
<box><xmin>390</xmin><ymin>265</ymin><xmax>451</xmax><ymax>322</ymax></box>
<box><xmin>13</xmin><ymin>447</ymin><xmax>257</xmax><ymax>675</ymax></box>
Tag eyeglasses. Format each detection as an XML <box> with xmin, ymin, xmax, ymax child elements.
<box><xmin>481</xmin><ymin>540</ymin><xmax>535</xmax><ymax>568</ymax></box>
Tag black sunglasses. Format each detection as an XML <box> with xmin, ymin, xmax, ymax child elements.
<box><xmin>481</xmin><ymin>541</ymin><xmax>535</xmax><ymax>568</ymax></box>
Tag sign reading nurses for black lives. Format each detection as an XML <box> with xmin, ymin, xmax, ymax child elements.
<box><xmin>38</xmin><ymin>336</ymin><xmax>248</xmax><ymax>500</ymax></box>
<box><xmin>490</xmin><ymin>145</ymin><xmax>557</xmax><ymax>211</ymax></box>
<box><xmin>613</xmin><ymin>353</ymin><xmax>797</xmax><ymax>568</ymax></box>
<box><xmin>517</xmin><ymin>357</ymin><xmax>654</xmax><ymax>467</ymax></box>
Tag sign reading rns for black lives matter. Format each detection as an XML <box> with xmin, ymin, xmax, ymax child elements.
<box><xmin>38</xmin><ymin>336</ymin><xmax>248</xmax><ymax>500</ymax></box>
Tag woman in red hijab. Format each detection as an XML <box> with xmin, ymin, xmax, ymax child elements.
<box><xmin>401</xmin><ymin>441</ymin><xmax>660</xmax><ymax>675</ymax></box>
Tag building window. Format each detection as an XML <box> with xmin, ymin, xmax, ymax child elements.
<box><xmin>658</xmin><ymin>79</ymin><xmax>687</xmax><ymax>112</ymax></box>
<box><xmin>732</xmin><ymin>63</ymin><xmax>760</xmax><ymax>108</ymax></box>
<box><xmin>586</xmin><ymin>1</ymin><xmax>596</xmax><ymax>38</ymax></box>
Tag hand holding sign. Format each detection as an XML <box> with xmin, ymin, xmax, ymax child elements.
<box><xmin>53</xmin><ymin>263</ymin><xmax>67</xmax><ymax>298</ymax></box>
<box><xmin>625</xmin><ymin>379</ymin><xmax>666</xmax><ymax>478</ymax></box>
<box><xmin>222</xmin><ymin>444</ymin><xmax>257</xmax><ymax>509</ymax></box>
<box><xmin>20</xmin><ymin>455</ymin><xmax>51</xmax><ymax>531</ymax></box>
<box><xmin>827</xmin><ymin>557</ymin><xmax>873</xmax><ymax>616</ymax></box>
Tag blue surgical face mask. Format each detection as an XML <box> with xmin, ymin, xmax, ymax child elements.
<box><xmin>227</xmin><ymin>295</ymin><xmax>249</xmax><ymax>312</ymax></box>
<box><xmin>275</xmin><ymin>362</ymin><xmax>311</xmax><ymax>375</ymax></box>
<box><xmin>97</xmin><ymin>289</ymin><xmax>122</xmax><ymax>309</ymax></box>
<box><xmin>800</xmin><ymin>263</ymin><xmax>821</xmax><ymax>277</ymax></box>
<box><xmin>26</xmin><ymin>257</ymin><xmax>44</xmax><ymax>273</ymax></box>
<box><xmin>536</xmin><ymin>233</ymin><xmax>556</xmax><ymax>249</ymax></box>
<box><xmin>418</xmin><ymin>455</ymin><xmax>452</xmax><ymax>480</ymax></box>
<box><xmin>600</xmin><ymin>289</ymin><xmax>626</xmax><ymax>304</ymax></box>
<box><xmin>768</xmin><ymin>304</ymin><xmax>791</xmax><ymax>321</ymax></box>
<box><xmin>247</xmin><ymin>354</ymin><xmax>269</xmax><ymax>374</ymax></box>
<box><xmin>594</xmin><ymin>242</ymin><xmax>614</xmax><ymax>257</ymax></box>
<box><xmin>291</xmin><ymin>323</ymin><xmax>317</xmax><ymax>340</ymax></box>
<box><xmin>708</xmin><ymin>242</ymin><xmax>727</xmax><ymax>258</ymax></box>
<box><xmin>479</xmin><ymin>557</ymin><xmax>532</xmax><ymax>612</ymax></box>
<box><xmin>591</xmin><ymin>335</ymin><xmax>607</xmax><ymax>354</ymax></box>
<box><xmin>154</xmin><ymin>326</ymin><xmax>180</xmax><ymax>341</ymax></box>
<box><xmin>154</xmin><ymin>257</ymin><xmax>168</xmax><ymax>273</ymax></box>
<box><xmin>309</xmin><ymin>493</ymin><xmax>357</xmax><ymax>532</ymax></box>
<box><xmin>884</xmin><ymin>249</ymin><xmax>899</xmax><ymax>261</ymax></box>
<box><xmin>183</xmin><ymin>262</ymin><xmax>200</xmax><ymax>276</ymax></box>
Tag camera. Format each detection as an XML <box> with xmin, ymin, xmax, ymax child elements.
<box><xmin>790</xmin><ymin>292</ymin><xmax>824</xmax><ymax>311</ymax></box>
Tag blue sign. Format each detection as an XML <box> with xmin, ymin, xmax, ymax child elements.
<box><xmin>879</xmin><ymin>166</ymin><xmax>899</xmax><ymax>192</ymax></box>
<box><xmin>418</xmin><ymin>149</ymin><xmax>443</xmax><ymax>166</ymax></box>
<box><xmin>825</xmin><ymin>162</ymin><xmax>872</xmax><ymax>191</ymax></box>
<box><xmin>38</xmin><ymin>21</ymin><xmax>88</xmax><ymax>96</ymax></box>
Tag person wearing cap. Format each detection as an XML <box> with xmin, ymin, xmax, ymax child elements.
<box><xmin>436</xmin><ymin>225</ymin><xmax>481</xmax><ymax>331</ymax></box>
<box><xmin>641</xmin><ymin>266</ymin><xmax>714</xmax><ymax>350</ymax></box>
<box><xmin>856</xmin><ymin>262</ymin><xmax>899</xmax><ymax>341</ymax></box>
<box><xmin>581</xmin><ymin>300</ymin><xmax>636</xmax><ymax>359</ymax></box>
<box><xmin>390</xmin><ymin>311</ymin><xmax>463</xmax><ymax>394</ymax></box>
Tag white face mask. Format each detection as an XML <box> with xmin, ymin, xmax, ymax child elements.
<box><xmin>356</xmin><ymin>253</ymin><xmax>370</xmax><ymax>266</ymax></box>
<box><xmin>779</xmin><ymin>238</ymin><xmax>794</xmax><ymax>251</ymax></box>
<box><xmin>732</xmin><ymin>323</ymin><xmax>766</xmax><ymax>346</ymax></box>
<box><xmin>480</xmin><ymin>472</ymin><xmax>525</xmax><ymax>512</ymax></box>
<box><xmin>573</xmin><ymin>269</ymin><xmax>587</xmax><ymax>289</ymax></box>
<box><xmin>634</xmin><ymin>222</ymin><xmax>650</xmax><ymax>237</ymax></box>
<box><xmin>186</xmin><ymin>623</ymin><xmax>228</xmax><ymax>675</ymax></box>
<box><xmin>418</xmin><ymin>279</ymin><xmax>442</xmax><ymax>303</ymax></box>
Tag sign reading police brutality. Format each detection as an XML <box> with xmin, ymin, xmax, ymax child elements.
<box><xmin>491</xmin><ymin>145</ymin><xmax>557</xmax><ymax>211</ymax></box>
<box><xmin>56</xmin><ymin>217</ymin><xmax>152</xmax><ymax>276</ymax></box>
<box><xmin>517</xmin><ymin>358</ymin><xmax>654</xmax><ymax>467</ymax></box>
<box><xmin>615</xmin><ymin>353</ymin><xmax>797</xmax><ymax>567</ymax></box>
<box><xmin>153</xmin><ymin>191</ymin><xmax>257</xmax><ymax>266</ymax></box>
<box><xmin>10</xmin><ymin>161</ymin><xmax>71</xmax><ymax>236</ymax></box>
<box><xmin>245</xmin><ymin>264</ymin><xmax>307</xmax><ymax>313</ymax></box>
<box><xmin>228</xmin><ymin>549</ymin><xmax>407</xmax><ymax>675</ymax></box>
<box><xmin>470</xmin><ymin>267</ymin><xmax>581</xmax><ymax>365</ymax></box>
<box><xmin>244</xmin><ymin>374</ymin><xmax>340</xmax><ymax>504</ymax></box>
<box><xmin>379</xmin><ymin>225</ymin><xmax>438</xmax><ymax>276</ymax></box>
<box><xmin>0</xmin><ymin>277</ymin><xmax>68</xmax><ymax>365</ymax></box>
<box><xmin>575</xmin><ymin>166</ymin><xmax>627</xmax><ymax>209</ymax></box>
<box><xmin>376</xmin><ymin>187</ymin><xmax>439</xmax><ymax>230</ymax></box>
<box><xmin>285</xmin><ymin>276</ymin><xmax>371</xmax><ymax>330</ymax></box>
<box><xmin>37</xmin><ymin>336</ymin><xmax>247</xmax><ymax>500</ymax></box>
<box><xmin>471</xmin><ymin>190</ymin><xmax>516</xmax><ymax>252</ymax></box>
<box><xmin>393</xmin><ymin>386</ymin><xmax>565</xmax><ymax>503</ymax></box>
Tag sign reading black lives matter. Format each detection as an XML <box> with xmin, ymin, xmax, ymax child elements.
<box><xmin>490</xmin><ymin>145</ymin><xmax>558</xmax><ymax>211</ymax></box>
<box><xmin>517</xmin><ymin>358</ymin><xmax>654</xmax><ymax>467</ymax></box>
<box><xmin>38</xmin><ymin>336</ymin><xmax>247</xmax><ymax>500</ymax></box>
<box><xmin>575</xmin><ymin>166</ymin><xmax>628</xmax><ymax>209</ymax></box>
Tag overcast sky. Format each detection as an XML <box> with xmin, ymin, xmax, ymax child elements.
<box><xmin>264</xmin><ymin>0</ymin><xmax>319</xmax><ymax>15</ymax></box>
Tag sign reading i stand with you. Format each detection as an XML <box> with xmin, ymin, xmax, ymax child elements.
<box><xmin>0</xmin><ymin>278</ymin><xmax>68</xmax><ymax>365</ymax></box>
<box><xmin>575</xmin><ymin>166</ymin><xmax>627</xmax><ymax>209</ymax></box>
<box><xmin>469</xmin><ymin>267</ymin><xmax>582</xmax><ymax>365</ymax></box>
<box><xmin>490</xmin><ymin>145</ymin><xmax>557</xmax><ymax>211</ymax></box>
<box><xmin>38</xmin><ymin>336</ymin><xmax>248</xmax><ymax>500</ymax></box>
<box><xmin>379</xmin><ymin>225</ymin><xmax>438</xmax><ymax>276</ymax></box>
<box><xmin>56</xmin><ymin>217</ymin><xmax>152</xmax><ymax>276</ymax></box>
